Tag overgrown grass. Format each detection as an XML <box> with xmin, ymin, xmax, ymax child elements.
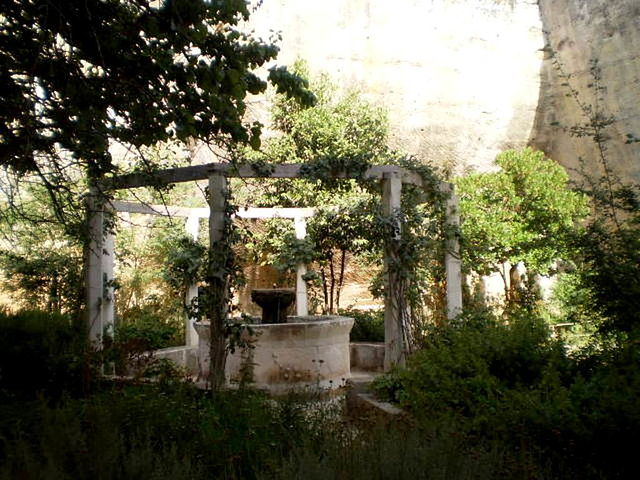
<box><xmin>0</xmin><ymin>309</ymin><xmax>184</xmax><ymax>398</ymax></box>
<box><xmin>3</xmin><ymin>308</ymin><xmax>639</xmax><ymax>479</ymax></box>
<box><xmin>0</xmin><ymin>310</ymin><xmax>90</xmax><ymax>399</ymax></box>
<box><xmin>109</xmin><ymin>305</ymin><xmax>185</xmax><ymax>376</ymax></box>
<box><xmin>0</xmin><ymin>381</ymin><xmax>560</xmax><ymax>480</ymax></box>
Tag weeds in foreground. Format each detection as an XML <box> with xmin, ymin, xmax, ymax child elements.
<box><xmin>2</xmin><ymin>306</ymin><xmax>639</xmax><ymax>479</ymax></box>
<box><xmin>1</xmin><ymin>380</ymin><xmax>559</xmax><ymax>480</ymax></box>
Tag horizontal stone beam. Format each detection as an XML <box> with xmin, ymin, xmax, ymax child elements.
<box><xmin>112</xmin><ymin>201</ymin><xmax>315</xmax><ymax>220</ymax></box>
<box><xmin>236</xmin><ymin>207</ymin><xmax>316</xmax><ymax>219</ymax></box>
<box><xmin>111</xmin><ymin>200</ymin><xmax>194</xmax><ymax>217</ymax></box>
<box><xmin>98</xmin><ymin>163</ymin><xmax>426</xmax><ymax>191</ymax></box>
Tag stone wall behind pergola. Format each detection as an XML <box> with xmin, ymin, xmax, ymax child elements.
<box><xmin>86</xmin><ymin>162</ymin><xmax>462</xmax><ymax>370</ymax></box>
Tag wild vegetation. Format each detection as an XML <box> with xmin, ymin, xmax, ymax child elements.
<box><xmin>369</xmin><ymin>54</ymin><xmax>640</xmax><ymax>479</ymax></box>
<box><xmin>0</xmin><ymin>2</ymin><xmax>639</xmax><ymax>478</ymax></box>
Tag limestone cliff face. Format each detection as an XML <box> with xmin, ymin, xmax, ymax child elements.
<box><xmin>247</xmin><ymin>0</ymin><xmax>639</xmax><ymax>182</ymax></box>
<box><xmin>532</xmin><ymin>0</ymin><xmax>640</xmax><ymax>183</ymax></box>
<box><xmin>249</xmin><ymin>0</ymin><xmax>544</xmax><ymax>172</ymax></box>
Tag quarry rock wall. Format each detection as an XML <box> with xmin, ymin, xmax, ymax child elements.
<box><xmin>250</xmin><ymin>0</ymin><xmax>544</xmax><ymax>173</ymax></box>
<box><xmin>248</xmin><ymin>0</ymin><xmax>639</xmax><ymax>182</ymax></box>
<box><xmin>532</xmin><ymin>0</ymin><xmax>640</xmax><ymax>183</ymax></box>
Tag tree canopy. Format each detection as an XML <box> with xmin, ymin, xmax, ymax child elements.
<box><xmin>235</xmin><ymin>64</ymin><xmax>390</xmax><ymax>313</ymax></box>
<box><xmin>0</xmin><ymin>0</ymin><xmax>313</xmax><ymax>223</ymax></box>
<box><xmin>456</xmin><ymin>148</ymin><xmax>588</xmax><ymax>300</ymax></box>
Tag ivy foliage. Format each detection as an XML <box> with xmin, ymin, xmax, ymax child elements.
<box><xmin>162</xmin><ymin>234</ymin><xmax>207</xmax><ymax>297</ymax></box>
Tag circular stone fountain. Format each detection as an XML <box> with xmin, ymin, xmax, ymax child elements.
<box><xmin>195</xmin><ymin>315</ymin><xmax>354</xmax><ymax>392</ymax></box>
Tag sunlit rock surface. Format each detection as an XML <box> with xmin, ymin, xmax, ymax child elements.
<box><xmin>246</xmin><ymin>0</ymin><xmax>639</xmax><ymax>182</ymax></box>
<box><xmin>531</xmin><ymin>0</ymin><xmax>640</xmax><ymax>183</ymax></box>
<box><xmin>249</xmin><ymin>0</ymin><xmax>544</xmax><ymax>173</ymax></box>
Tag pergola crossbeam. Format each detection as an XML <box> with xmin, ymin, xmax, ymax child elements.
<box><xmin>98</xmin><ymin>163</ymin><xmax>424</xmax><ymax>191</ymax></box>
<box><xmin>112</xmin><ymin>200</ymin><xmax>315</xmax><ymax>220</ymax></box>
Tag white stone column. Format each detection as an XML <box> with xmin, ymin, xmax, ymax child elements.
<box><xmin>294</xmin><ymin>216</ymin><xmax>308</xmax><ymax>317</ymax></box>
<box><xmin>207</xmin><ymin>173</ymin><xmax>230</xmax><ymax>389</ymax></box>
<box><xmin>103</xmin><ymin>218</ymin><xmax>115</xmax><ymax>337</ymax></box>
<box><xmin>382</xmin><ymin>171</ymin><xmax>405</xmax><ymax>370</ymax></box>
<box><xmin>444</xmin><ymin>183</ymin><xmax>463</xmax><ymax>319</ymax></box>
<box><xmin>185</xmin><ymin>213</ymin><xmax>200</xmax><ymax>347</ymax></box>
<box><xmin>85</xmin><ymin>189</ymin><xmax>115</xmax><ymax>346</ymax></box>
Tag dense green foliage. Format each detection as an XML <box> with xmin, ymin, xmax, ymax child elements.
<box><xmin>236</xmin><ymin>64</ymin><xmax>450</xmax><ymax>326</ymax></box>
<box><xmin>343</xmin><ymin>308</ymin><xmax>385</xmax><ymax>343</ymax></box>
<box><xmin>0</xmin><ymin>310</ymin><xmax>88</xmax><ymax>398</ymax></box>
<box><xmin>162</xmin><ymin>234</ymin><xmax>207</xmax><ymax>298</ymax></box>
<box><xmin>571</xmin><ymin>182</ymin><xmax>640</xmax><ymax>336</ymax></box>
<box><xmin>115</xmin><ymin>220</ymin><xmax>208</xmax><ymax>349</ymax></box>
<box><xmin>0</xmin><ymin>178</ymin><xmax>86</xmax><ymax>314</ymax></box>
<box><xmin>0</xmin><ymin>244</ymin><xmax>83</xmax><ymax>315</ymax></box>
<box><xmin>235</xmin><ymin>63</ymin><xmax>391</xmax><ymax>314</ymax></box>
<box><xmin>0</xmin><ymin>309</ymin><xmax>184</xmax><ymax>397</ymax></box>
<box><xmin>2</xmin><ymin>385</ymin><xmax>307</xmax><ymax>479</ymax></box>
<box><xmin>4</xmin><ymin>308</ymin><xmax>639</xmax><ymax>479</ymax></box>
<box><xmin>0</xmin><ymin>380</ymin><xmax>546</xmax><ymax>480</ymax></box>
<box><xmin>258</xmin><ymin>61</ymin><xmax>390</xmax><ymax>169</ymax></box>
<box><xmin>456</xmin><ymin>148</ymin><xmax>588</xmax><ymax>305</ymax></box>
<box><xmin>543</xmin><ymin>51</ymin><xmax>640</xmax><ymax>338</ymax></box>
<box><xmin>108</xmin><ymin>306</ymin><xmax>185</xmax><ymax>375</ymax></box>
<box><xmin>2</xmin><ymin>14</ymin><xmax>639</xmax><ymax>477</ymax></box>
<box><xmin>373</xmin><ymin>308</ymin><xmax>640</xmax><ymax>478</ymax></box>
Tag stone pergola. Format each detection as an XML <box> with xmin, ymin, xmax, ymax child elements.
<box><xmin>86</xmin><ymin>162</ymin><xmax>462</xmax><ymax>370</ymax></box>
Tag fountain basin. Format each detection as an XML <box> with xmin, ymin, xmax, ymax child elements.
<box><xmin>250</xmin><ymin>288</ymin><xmax>296</xmax><ymax>324</ymax></box>
<box><xmin>195</xmin><ymin>315</ymin><xmax>354</xmax><ymax>392</ymax></box>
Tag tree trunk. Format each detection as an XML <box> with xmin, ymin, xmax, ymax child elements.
<box><xmin>48</xmin><ymin>272</ymin><xmax>59</xmax><ymax>313</ymax></box>
<box><xmin>320</xmin><ymin>266</ymin><xmax>329</xmax><ymax>314</ymax></box>
<box><xmin>498</xmin><ymin>262</ymin><xmax>510</xmax><ymax>307</ymax></box>
<box><xmin>328</xmin><ymin>252</ymin><xmax>335</xmax><ymax>314</ymax></box>
<box><xmin>335</xmin><ymin>249</ymin><xmax>346</xmax><ymax>312</ymax></box>
<box><xmin>509</xmin><ymin>264</ymin><xmax>523</xmax><ymax>307</ymax></box>
<box><xmin>208</xmin><ymin>173</ymin><xmax>230</xmax><ymax>393</ymax></box>
<box><xmin>208</xmin><ymin>277</ymin><xmax>228</xmax><ymax>392</ymax></box>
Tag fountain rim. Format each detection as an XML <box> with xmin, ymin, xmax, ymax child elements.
<box><xmin>193</xmin><ymin>315</ymin><xmax>353</xmax><ymax>330</ymax></box>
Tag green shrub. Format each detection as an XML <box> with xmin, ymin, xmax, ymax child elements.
<box><xmin>573</xmin><ymin>217</ymin><xmax>640</xmax><ymax>337</ymax></box>
<box><xmin>0</xmin><ymin>381</ymin><xmax>554</xmax><ymax>480</ymax></box>
<box><xmin>116</xmin><ymin>306</ymin><xmax>183</xmax><ymax>350</ymax></box>
<box><xmin>0</xmin><ymin>383</ymin><xmax>346</xmax><ymax>480</ymax></box>
<box><xmin>372</xmin><ymin>306</ymin><xmax>640</xmax><ymax>478</ymax></box>
<box><xmin>399</xmin><ymin>310</ymin><xmax>568</xmax><ymax>414</ymax></box>
<box><xmin>343</xmin><ymin>308</ymin><xmax>384</xmax><ymax>342</ymax></box>
<box><xmin>107</xmin><ymin>306</ymin><xmax>184</xmax><ymax>375</ymax></box>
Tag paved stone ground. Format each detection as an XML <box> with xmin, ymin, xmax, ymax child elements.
<box><xmin>347</xmin><ymin>369</ymin><xmax>405</xmax><ymax>421</ymax></box>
